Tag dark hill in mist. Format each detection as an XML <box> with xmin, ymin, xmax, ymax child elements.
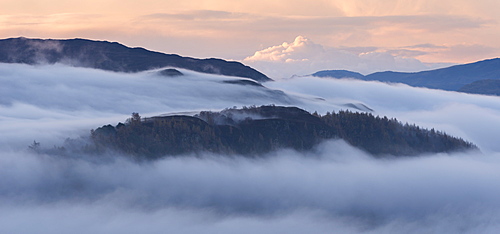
<box><xmin>313</xmin><ymin>70</ymin><xmax>365</xmax><ymax>79</ymax></box>
<box><xmin>0</xmin><ymin>37</ymin><xmax>271</xmax><ymax>82</ymax></box>
<box><xmin>87</xmin><ymin>105</ymin><xmax>476</xmax><ymax>159</ymax></box>
<box><xmin>458</xmin><ymin>79</ymin><xmax>500</xmax><ymax>96</ymax></box>
<box><xmin>313</xmin><ymin>58</ymin><xmax>500</xmax><ymax>93</ymax></box>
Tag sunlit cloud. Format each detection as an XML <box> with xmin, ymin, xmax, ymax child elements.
<box><xmin>1</xmin><ymin>4</ymin><xmax>497</xmax><ymax>62</ymax></box>
<box><xmin>243</xmin><ymin>36</ymin><xmax>449</xmax><ymax>78</ymax></box>
<box><xmin>141</xmin><ymin>10</ymin><xmax>250</xmax><ymax>21</ymax></box>
<box><xmin>134</xmin><ymin>12</ymin><xmax>491</xmax><ymax>35</ymax></box>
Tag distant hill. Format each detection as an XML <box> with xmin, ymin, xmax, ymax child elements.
<box><xmin>84</xmin><ymin>105</ymin><xmax>476</xmax><ymax>159</ymax></box>
<box><xmin>459</xmin><ymin>79</ymin><xmax>500</xmax><ymax>96</ymax></box>
<box><xmin>0</xmin><ymin>37</ymin><xmax>271</xmax><ymax>82</ymax></box>
<box><xmin>313</xmin><ymin>70</ymin><xmax>365</xmax><ymax>79</ymax></box>
<box><xmin>312</xmin><ymin>58</ymin><xmax>500</xmax><ymax>92</ymax></box>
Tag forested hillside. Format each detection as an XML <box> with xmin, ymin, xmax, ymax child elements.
<box><xmin>87</xmin><ymin>106</ymin><xmax>476</xmax><ymax>159</ymax></box>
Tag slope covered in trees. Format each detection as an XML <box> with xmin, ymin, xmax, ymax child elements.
<box><xmin>88</xmin><ymin>106</ymin><xmax>476</xmax><ymax>159</ymax></box>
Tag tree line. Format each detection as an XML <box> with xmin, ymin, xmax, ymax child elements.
<box><xmin>85</xmin><ymin>105</ymin><xmax>476</xmax><ymax>159</ymax></box>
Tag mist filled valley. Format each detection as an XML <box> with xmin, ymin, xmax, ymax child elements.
<box><xmin>2</xmin><ymin>62</ymin><xmax>500</xmax><ymax>233</ymax></box>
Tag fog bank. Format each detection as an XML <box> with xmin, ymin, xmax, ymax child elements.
<box><xmin>2</xmin><ymin>64</ymin><xmax>500</xmax><ymax>233</ymax></box>
<box><xmin>2</xmin><ymin>141</ymin><xmax>500</xmax><ymax>233</ymax></box>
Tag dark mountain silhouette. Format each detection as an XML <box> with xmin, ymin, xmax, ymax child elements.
<box><xmin>459</xmin><ymin>79</ymin><xmax>500</xmax><ymax>96</ymax></box>
<box><xmin>85</xmin><ymin>105</ymin><xmax>476</xmax><ymax>159</ymax></box>
<box><xmin>312</xmin><ymin>70</ymin><xmax>365</xmax><ymax>79</ymax></box>
<box><xmin>0</xmin><ymin>37</ymin><xmax>271</xmax><ymax>82</ymax></box>
<box><xmin>312</xmin><ymin>58</ymin><xmax>500</xmax><ymax>92</ymax></box>
<box><xmin>157</xmin><ymin>68</ymin><xmax>183</xmax><ymax>77</ymax></box>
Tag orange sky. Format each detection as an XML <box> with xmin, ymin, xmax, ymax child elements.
<box><xmin>1</xmin><ymin>0</ymin><xmax>499</xmax><ymax>67</ymax></box>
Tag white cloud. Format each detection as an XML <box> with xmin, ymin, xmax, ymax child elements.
<box><xmin>243</xmin><ymin>36</ymin><xmax>449</xmax><ymax>79</ymax></box>
<box><xmin>244</xmin><ymin>36</ymin><xmax>324</xmax><ymax>63</ymax></box>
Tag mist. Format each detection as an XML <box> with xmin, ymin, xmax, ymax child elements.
<box><xmin>0</xmin><ymin>63</ymin><xmax>293</xmax><ymax>149</ymax></box>
<box><xmin>2</xmin><ymin>142</ymin><xmax>500</xmax><ymax>233</ymax></box>
<box><xmin>2</xmin><ymin>64</ymin><xmax>500</xmax><ymax>233</ymax></box>
<box><xmin>266</xmin><ymin>77</ymin><xmax>500</xmax><ymax>153</ymax></box>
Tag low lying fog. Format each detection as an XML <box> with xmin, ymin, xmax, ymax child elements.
<box><xmin>2</xmin><ymin>64</ymin><xmax>500</xmax><ymax>233</ymax></box>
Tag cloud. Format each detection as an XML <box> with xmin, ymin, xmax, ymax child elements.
<box><xmin>0</xmin><ymin>64</ymin><xmax>296</xmax><ymax>149</ymax></box>
<box><xmin>131</xmin><ymin>12</ymin><xmax>492</xmax><ymax>40</ymax></box>
<box><xmin>2</xmin><ymin>63</ymin><xmax>500</xmax><ymax>233</ymax></box>
<box><xmin>1</xmin><ymin>142</ymin><xmax>500</xmax><ymax>233</ymax></box>
<box><xmin>1</xmin><ymin>7</ymin><xmax>496</xmax><ymax>62</ymax></box>
<box><xmin>141</xmin><ymin>10</ymin><xmax>249</xmax><ymax>21</ymax></box>
<box><xmin>424</xmin><ymin>44</ymin><xmax>500</xmax><ymax>63</ymax></box>
<box><xmin>243</xmin><ymin>36</ymin><xmax>449</xmax><ymax>78</ymax></box>
<box><xmin>3</xmin><ymin>63</ymin><xmax>500</xmax><ymax>152</ymax></box>
<box><xmin>405</xmin><ymin>43</ymin><xmax>448</xmax><ymax>49</ymax></box>
<box><xmin>135</xmin><ymin>11</ymin><xmax>491</xmax><ymax>33</ymax></box>
<box><xmin>0</xmin><ymin>13</ymin><xmax>105</xmax><ymax>28</ymax></box>
<box><xmin>244</xmin><ymin>36</ymin><xmax>322</xmax><ymax>63</ymax></box>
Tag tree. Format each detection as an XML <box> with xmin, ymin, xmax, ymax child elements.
<box><xmin>126</xmin><ymin>112</ymin><xmax>142</xmax><ymax>126</ymax></box>
<box><xmin>131</xmin><ymin>112</ymin><xmax>141</xmax><ymax>122</ymax></box>
<box><xmin>28</xmin><ymin>140</ymin><xmax>41</xmax><ymax>153</ymax></box>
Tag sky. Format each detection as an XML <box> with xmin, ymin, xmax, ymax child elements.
<box><xmin>1</xmin><ymin>0</ymin><xmax>499</xmax><ymax>77</ymax></box>
<box><xmin>2</xmin><ymin>64</ymin><xmax>500</xmax><ymax>233</ymax></box>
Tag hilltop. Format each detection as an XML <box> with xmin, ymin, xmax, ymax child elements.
<box><xmin>0</xmin><ymin>37</ymin><xmax>271</xmax><ymax>82</ymax></box>
<box><xmin>313</xmin><ymin>58</ymin><xmax>500</xmax><ymax>94</ymax></box>
<box><xmin>84</xmin><ymin>105</ymin><xmax>476</xmax><ymax>159</ymax></box>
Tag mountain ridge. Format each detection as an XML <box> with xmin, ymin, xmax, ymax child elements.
<box><xmin>312</xmin><ymin>58</ymin><xmax>500</xmax><ymax>93</ymax></box>
<box><xmin>0</xmin><ymin>37</ymin><xmax>271</xmax><ymax>82</ymax></box>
